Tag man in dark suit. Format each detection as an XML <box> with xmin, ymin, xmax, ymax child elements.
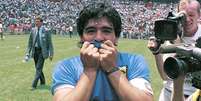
<box><xmin>0</xmin><ymin>19</ymin><xmax>4</xmax><ymax>40</ymax></box>
<box><xmin>25</xmin><ymin>16</ymin><xmax>54</xmax><ymax>90</ymax></box>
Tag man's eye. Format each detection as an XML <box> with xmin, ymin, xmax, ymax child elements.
<box><xmin>89</xmin><ymin>30</ymin><xmax>96</xmax><ymax>33</ymax></box>
<box><xmin>102</xmin><ymin>29</ymin><xmax>112</xmax><ymax>34</ymax></box>
<box><xmin>188</xmin><ymin>13</ymin><xmax>195</xmax><ymax>17</ymax></box>
<box><xmin>85</xmin><ymin>29</ymin><xmax>96</xmax><ymax>35</ymax></box>
<box><xmin>85</xmin><ymin>29</ymin><xmax>95</xmax><ymax>33</ymax></box>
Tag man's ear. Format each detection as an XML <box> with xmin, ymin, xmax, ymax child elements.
<box><xmin>114</xmin><ymin>38</ymin><xmax>118</xmax><ymax>46</ymax></box>
<box><xmin>80</xmin><ymin>36</ymin><xmax>84</xmax><ymax>42</ymax></box>
<box><xmin>77</xmin><ymin>37</ymin><xmax>84</xmax><ymax>48</ymax></box>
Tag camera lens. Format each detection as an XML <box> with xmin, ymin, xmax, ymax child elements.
<box><xmin>164</xmin><ymin>57</ymin><xmax>188</xmax><ymax>79</ymax></box>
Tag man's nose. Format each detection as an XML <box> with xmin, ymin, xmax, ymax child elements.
<box><xmin>95</xmin><ymin>30</ymin><xmax>104</xmax><ymax>41</ymax></box>
<box><xmin>185</xmin><ymin>15</ymin><xmax>190</xmax><ymax>23</ymax></box>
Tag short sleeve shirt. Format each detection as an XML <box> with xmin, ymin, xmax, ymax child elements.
<box><xmin>51</xmin><ymin>52</ymin><xmax>151</xmax><ymax>101</ymax></box>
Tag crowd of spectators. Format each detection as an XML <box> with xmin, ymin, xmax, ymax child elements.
<box><xmin>0</xmin><ymin>0</ymin><xmax>178</xmax><ymax>39</ymax></box>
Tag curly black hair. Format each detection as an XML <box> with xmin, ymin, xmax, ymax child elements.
<box><xmin>76</xmin><ymin>2</ymin><xmax>122</xmax><ymax>38</ymax></box>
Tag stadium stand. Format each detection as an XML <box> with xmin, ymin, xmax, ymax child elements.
<box><xmin>0</xmin><ymin>0</ymin><xmax>179</xmax><ymax>39</ymax></box>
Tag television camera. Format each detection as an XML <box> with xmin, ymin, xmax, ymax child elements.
<box><xmin>153</xmin><ymin>12</ymin><xmax>201</xmax><ymax>89</ymax></box>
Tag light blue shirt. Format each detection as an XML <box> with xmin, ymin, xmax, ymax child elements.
<box><xmin>51</xmin><ymin>52</ymin><xmax>150</xmax><ymax>101</ymax></box>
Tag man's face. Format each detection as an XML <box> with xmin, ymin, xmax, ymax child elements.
<box><xmin>81</xmin><ymin>17</ymin><xmax>117</xmax><ymax>44</ymax></box>
<box><xmin>182</xmin><ymin>3</ymin><xmax>200</xmax><ymax>36</ymax></box>
<box><xmin>35</xmin><ymin>19</ymin><xmax>42</xmax><ymax>27</ymax></box>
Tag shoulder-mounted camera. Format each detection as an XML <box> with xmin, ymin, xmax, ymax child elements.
<box><xmin>154</xmin><ymin>12</ymin><xmax>186</xmax><ymax>43</ymax></box>
<box><xmin>153</xmin><ymin>11</ymin><xmax>201</xmax><ymax>89</ymax></box>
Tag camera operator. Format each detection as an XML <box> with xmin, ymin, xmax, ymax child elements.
<box><xmin>147</xmin><ymin>0</ymin><xmax>201</xmax><ymax>101</ymax></box>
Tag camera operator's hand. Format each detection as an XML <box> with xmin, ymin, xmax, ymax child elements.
<box><xmin>147</xmin><ymin>36</ymin><xmax>161</xmax><ymax>55</ymax></box>
<box><xmin>177</xmin><ymin>11</ymin><xmax>187</xmax><ymax>17</ymax></box>
<box><xmin>99</xmin><ymin>40</ymin><xmax>117</xmax><ymax>72</ymax></box>
<box><xmin>80</xmin><ymin>42</ymin><xmax>100</xmax><ymax>71</ymax></box>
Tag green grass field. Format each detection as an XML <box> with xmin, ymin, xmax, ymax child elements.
<box><xmin>0</xmin><ymin>35</ymin><xmax>162</xmax><ymax>101</ymax></box>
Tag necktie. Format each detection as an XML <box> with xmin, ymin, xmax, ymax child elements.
<box><xmin>36</xmin><ymin>28</ymin><xmax>40</xmax><ymax>48</ymax></box>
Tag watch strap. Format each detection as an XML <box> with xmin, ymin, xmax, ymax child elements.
<box><xmin>105</xmin><ymin>67</ymin><xmax>119</xmax><ymax>75</ymax></box>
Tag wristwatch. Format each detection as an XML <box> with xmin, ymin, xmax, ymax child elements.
<box><xmin>105</xmin><ymin>67</ymin><xmax>119</xmax><ymax>75</ymax></box>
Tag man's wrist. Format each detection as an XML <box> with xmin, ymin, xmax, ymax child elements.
<box><xmin>105</xmin><ymin>67</ymin><xmax>119</xmax><ymax>75</ymax></box>
<box><xmin>84</xmin><ymin>67</ymin><xmax>97</xmax><ymax>73</ymax></box>
<box><xmin>152</xmin><ymin>47</ymin><xmax>160</xmax><ymax>55</ymax></box>
<box><xmin>84</xmin><ymin>68</ymin><xmax>97</xmax><ymax>75</ymax></box>
<box><xmin>152</xmin><ymin>51</ymin><xmax>159</xmax><ymax>55</ymax></box>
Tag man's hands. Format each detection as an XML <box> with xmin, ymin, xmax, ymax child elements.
<box><xmin>23</xmin><ymin>54</ymin><xmax>30</xmax><ymax>62</ymax></box>
<box><xmin>99</xmin><ymin>40</ymin><xmax>117</xmax><ymax>72</ymax></box>
<box><xmin>147</xmin><ymin>36</ymin><xmax>161</xmax><ymax>55</ymax></box>
<box><xmin>80</xmin><ymin>42</ymin><xmax>100</xmax><ymax>71</ymax></box>
<box><xmin>49</xmin><ymin>56</ymin><xmax>53</xmax><ymax>61</ymax></box>
<box><xmin>80</xmin><ymin>40</ymin><xmax>117</xmax><ymax>72</ymax></box>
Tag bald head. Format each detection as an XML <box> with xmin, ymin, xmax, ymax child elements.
<box><xmin>178</xmin><ymin>0</ymin><xmax>201</xmax><ymax>36</ymax></box>
<box><xmin>179</xmin><ymin>0</ymin><xmax>200</xmax><ymax>14</ymax></box>
<box><xmin>189</xmin><ymin>0</ymin><xmax>200</xmax><ymax>14</ymax></box>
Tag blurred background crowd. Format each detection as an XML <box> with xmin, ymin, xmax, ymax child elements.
<box><xmin>0</xmin><ymin>0</ymin><xmax>180</xmax><ymax>39</ymax></box>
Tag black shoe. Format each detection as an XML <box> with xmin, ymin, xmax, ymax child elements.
<box><xmin>40</xmin><ymin>83</ymin><xmax>45</xmax><ymax>85</ymax></box>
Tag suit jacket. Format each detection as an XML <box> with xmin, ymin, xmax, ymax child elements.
<box><xmin>26</xmin><ymin>25</ymin><xmax>54</xmax><ymax>59</ymax></box>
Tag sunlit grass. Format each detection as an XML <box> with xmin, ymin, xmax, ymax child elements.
<box><xmin>0</xmin><ymin>35</ymin><xmax>162</xmax><ymax>101</ymax></box>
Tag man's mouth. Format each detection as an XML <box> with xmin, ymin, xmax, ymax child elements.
<box><xmin>185</xmin><ymin>23</ymin><xmax>192</xmax><ymax>28</ymax></box>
